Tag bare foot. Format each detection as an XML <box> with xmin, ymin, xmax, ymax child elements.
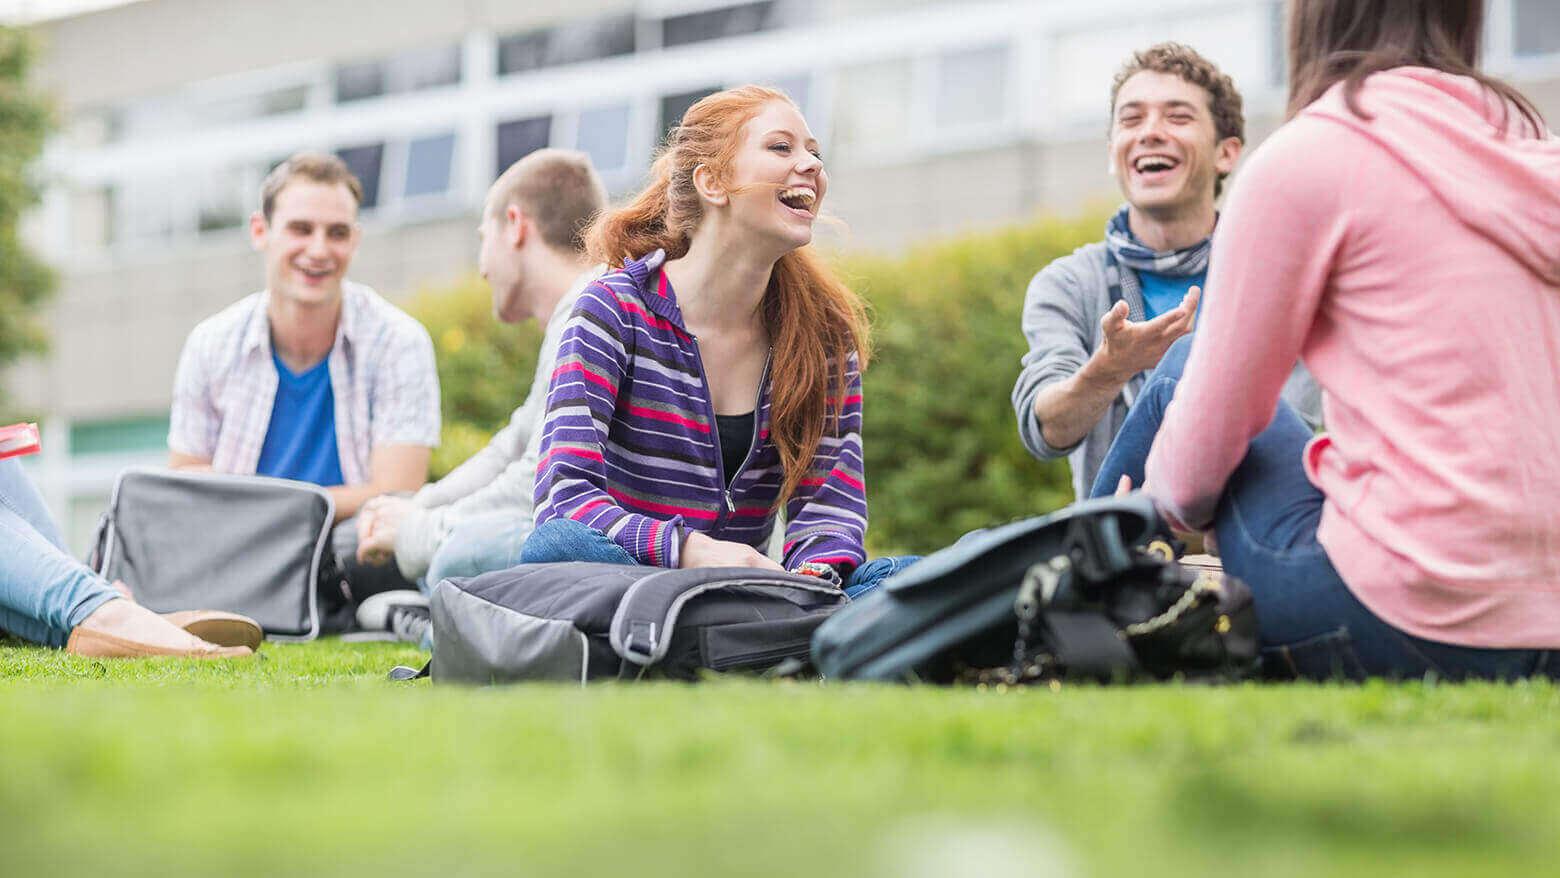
<box><xmin>111</xmin><ymin>580</ymin><xmax>133</xmax><ymax>600</ymax></box>
<box><xmin>77</xmin><ymin>598</ymin><xmax>230</xmax><ymax>654</ymax></box>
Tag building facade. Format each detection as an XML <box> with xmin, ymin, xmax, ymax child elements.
<box><xmin>9</xmin><ymin>0</ymin><xmax>1560</xmax><ymax>548</ymax></box>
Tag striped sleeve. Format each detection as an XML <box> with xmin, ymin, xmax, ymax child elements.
<box><xmin>781</xmin><ymin>353</ymin><xmax>868</xmax><ymax>576</ymax></box>
<box><xmin>532</xmin><ymin>284</ymin><xmax>685</xmax><ymax>567</ymax></box>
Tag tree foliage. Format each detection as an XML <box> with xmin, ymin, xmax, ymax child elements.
<box><xmin>0</xmin><ymin>28</ymin><xmax>54</xmax><ymax>385</ymax></box>
<box><xmin>404</xmin><ymin>211</ymin><xmax>1104</xmax><ymax>555</ymax></box>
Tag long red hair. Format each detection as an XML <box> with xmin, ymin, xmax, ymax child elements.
<box><xmin>586</xmin><ymin>85</ymin><xmax>870</xmax><ymax>506</ymax></box>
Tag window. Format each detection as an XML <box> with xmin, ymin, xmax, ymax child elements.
<box><xmin>1514</xmin><ymin>0</ymin><xmax>1560</xmax><ymax>57</ymax></box>
<box><xmin>335</xmin><ymin>43</ymin><xmax>461</xmax><ymax>103</ymax></box>
<box><xmin>70</xmin><ymin>415</ymin><xmax>171</xmax><ymax>455</ymax></box>
<box><xmin>1269</xmin><ymin>0</ymin><xmax>1286</xmax><ymax>86</ymax></box>
<box><xmin>393</xmin><ymin>44</ymin><xmax>461</xmax><ymax>91</ymax></box>
<box><xmin>120</xmin><ymin>177</ymin><xmax>183</xmax><ymax>242</ymax></box>
<box><xmin>658</xmin><ymin>86</ymin><xmax>720</xmax><ymax>145</ymax></box>
<box><xmin>574</xmin><ymin>105</ymin><xmax>631</xmax><ymax>172</ymax></box>
<box><xmin>933</xmin><ymin>46</ymin><xmax>1010</xmax><ymax>130</ymax></box>
<box><xmin>498</xmin><ymin>14</ymin><xmax>635</xmax><ymax>75</ymax></box>
<box><xmin>404</xmin><ymin>132</ymin><xmax>456</xmax><ymax>199</ymax></box>
<box><xmin>335</xmin><ymin>60</ymin><xmax>386</xmax><ymax>103</ymax></box>
<box><xmin>336</xmin><ymin>143</ymin><xmax>385</xmax><ymax>208</ymax></box>
<box><xmin>197</xmin><ymin>168</ymin><xmax>249</xmax><ymax>233</ymax></box>
<box><xmin>495</xmin><ymin>116</ymin><xmax>552</xmax><ymax>177</ymax></box>
<box><xmin>661</xmin><ymin>2</ymin><xmax>778</xmax><ymax>48</ymax></box>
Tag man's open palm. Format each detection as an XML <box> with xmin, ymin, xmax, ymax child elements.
<box><xmin>1098</xmin><ymin>285</ymin><xmax>1200</xmax><ymax>380</ymax></box>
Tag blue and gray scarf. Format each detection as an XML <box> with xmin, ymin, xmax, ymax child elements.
<box><xmin>1102</xmin><ymin>206</ymin><xmax>1213</xmax><ymax>322</ymax></box>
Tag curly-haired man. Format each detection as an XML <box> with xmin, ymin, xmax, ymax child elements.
<box><xmin>1012</xmin><ymin>42</ymin><xmax>1321</xmax><ymax>500</ymax></box>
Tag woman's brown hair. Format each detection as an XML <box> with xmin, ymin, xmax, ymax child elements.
<box><xmin>585</xmin><ymin>85</ymin><xmax>871</xmax><ymax>506</ymax></box>
<box><xmin>1286</xmin><ymin>0</ymin><xmax>1544</xmax><ymax>135</ymax></box>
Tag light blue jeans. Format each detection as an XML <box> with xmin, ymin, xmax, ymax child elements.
<box><xmin>0</xmin><ymin>460</ymin><xmax>120</xmax><ymax>647</ymax></box>
<box><xmin>422</xmin><ymin>512</ymin><xmax>533</xmax><ymax>594</ymax></box>
<box><xmin>519</xmin><ymin>518</ymin><xmax>920</xmax><ymax>599</ymax></box>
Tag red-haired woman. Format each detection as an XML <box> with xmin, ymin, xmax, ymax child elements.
<box><xmin>521</xmin><ymin>86</ymin><xmax>915</xmax><ymax>596</ymax></box>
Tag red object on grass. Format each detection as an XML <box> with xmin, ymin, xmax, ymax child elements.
<box><xmin>0</xmin><ymin>423</ymin><xmax>41</xmax><ymax>460</ymax></box>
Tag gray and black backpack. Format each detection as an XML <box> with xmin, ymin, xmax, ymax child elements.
<box><xmin>421</xmin><ymin>563</ymin><xmax>849</xmax><ymax>684</ymax></box>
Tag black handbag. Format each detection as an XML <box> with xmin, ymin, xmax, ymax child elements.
<box><xmin>810</xmin><ymin>494</ymin><xmax>1258</xmax><ymax>684</ymax></box>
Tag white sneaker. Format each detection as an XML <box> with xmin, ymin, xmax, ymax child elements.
<box><xmin>355</xmin><ymin>590</ymin><xmax>430</xmax><ymax>639</ymax></box>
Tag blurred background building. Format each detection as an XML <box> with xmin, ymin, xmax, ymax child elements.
<box><xmin>6</xmin><ymin>0</ymin><xmax>1559</xmax><ymax>548</ymax></box>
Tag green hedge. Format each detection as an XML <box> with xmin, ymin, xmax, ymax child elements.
<box><xmin>405</xmin><ymin>211</ymin><xmax>1104</xmax><ymax>554</ymax></box>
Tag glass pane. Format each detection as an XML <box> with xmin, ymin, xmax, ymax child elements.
<box><xmin>658</xmin><ymin>86</ymin><xmax>720</xmax><ymax>146</ymax></box>
<box><xmin>495</xmin><ymin>116</ymin><xmax>552</xmax><ymax>178</ymax></box>
<box><xmin>1515</xmin><ymin>0</ymin><xmax>1560</xmax><ymax>57</ymax></box>
<box><xmin>198</xmin><ymin>168</ymin><xmax>248</xmax><ymax>233</ymax></box>
<box><xmin>336</xmin><ymin>143</ymin><xmax>385</xmax><ymax>208</ymax></box>
<box><xmin>497</xmin><ymin>31</ymin><xmax>549</xmax><ymax>75</ymax></box>
<box><xmin>262</xmin><ymin>84</ymin><xmax>310</xmax><ymax>116</ymax></box>
<box><xmin>392</xmin><ymin>43</ymin><xmax>462</xmax><ymax>91</ymax></box>
<box><xmin>575</xmin><ymin>105</ymin><xmax>630</xmax><ymax>171</ymax></box>
<box><xmin>404</xmin><ymin>132</ymin><xmax>456</xmax><ymax>198</ymax></box>
<box><xmin>934</xmin><ymin>46</ymin><xmax>1009</xmax><ymax>129</ymax></box>
<box><xmin>335</xmin><ymin>60</ymin><xmax>386</xmax><ymax>103</ymax></box>
<box><xmin>70</xmin><ymin>415</ymin><xmax>171</xmax><ymax>455</ymax></box>
<box><xmin>499</xmin><ymin>14</ymin><xmax>635</xmax><ymax>75</ymax></box>
<box><xmin>662</xmin><ymin>1</ymin><xmax>776</xmax><ymax>48</ymax></box>
<box><xmin>761</xmin><ymin>74</ymin><xmax>810</xmax><ymax>118</ymax></box>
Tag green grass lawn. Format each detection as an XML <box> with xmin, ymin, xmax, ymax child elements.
<box><xmin>1</xmin><ymin>639</ymin><xmax>1555</xmax><ymax>878</ymax></box>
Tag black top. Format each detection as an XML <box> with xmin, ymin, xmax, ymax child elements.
<box><xmin>715</xmin><ymin>411</ymin><xmax>755</xmax><ymax>487</ymax></box>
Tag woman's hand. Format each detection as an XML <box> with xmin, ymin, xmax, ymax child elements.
<box><xmin>1115</xmin><ymin>475</ymin><xmax>1216</xmax><ymax>556</ymax></box>
<box><xmin>679</xmin><ymin>531</ymin><xmax>785</xmax><ymax>571</ymax></box>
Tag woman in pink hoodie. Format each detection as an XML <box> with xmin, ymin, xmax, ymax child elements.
<box><xmin>1094</xmin><ymin>0</ymin><xmax>1560</xmax><ymax>679</ymax></box>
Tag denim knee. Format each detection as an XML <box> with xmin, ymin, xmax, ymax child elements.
<box><xmin>519</xmin><ymin>519</ymin><xmax>636</xmax><ymax>566</ymax></box>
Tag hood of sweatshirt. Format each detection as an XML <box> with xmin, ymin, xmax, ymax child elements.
<box><xmin>1303</xmin><ymin>67</ymin><xmax>1560</xmax><ymax>285</ymax></box>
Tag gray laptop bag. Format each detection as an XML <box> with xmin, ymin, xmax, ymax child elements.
<box><xmin>93</xmin><ymin>467</ymin><xmax>336</xmax><ymax>640</ymax></box>
<box><xmin>429</xmin><ymin>562</ymin><xmax>849</xmax><ymax>684</ymax></box>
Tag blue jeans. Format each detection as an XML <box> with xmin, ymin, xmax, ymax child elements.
<box><xmin>0</xmin><ymin>460</ymin><xmax>120</xmax><ymax>647</ymax></box>
<box><xmin>520</xmin><ymin>519</ymin><xmax>919</xmax><ymax>599</ymax></box>
<box><xmin>423</xmin><ymin>512</ymin><xmax>533</xmax><ymax>594</ymax></box>
<box><xmin>1089</xmin><ymin>337</ymin><xmax>1558</xmax><ymax>681</ymax></box>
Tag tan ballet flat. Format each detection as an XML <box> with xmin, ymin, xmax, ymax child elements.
<box><xmin>160</xmin><ymin>610</ymin><xmax>264</xmax><ymax>651</ymax></box>
<box><xmin>65</xmin><ymin>627</ymin><xmax>254</xmax><ymax>659</ymax></box>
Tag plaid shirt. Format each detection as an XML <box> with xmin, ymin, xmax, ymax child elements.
<box><xmin>168</xmin><ymin>282</ymin><xmax>440</xmax><ymax>485</ymax></box>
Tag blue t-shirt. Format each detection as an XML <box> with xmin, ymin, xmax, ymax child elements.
<box><xmin>1138</xmin><ymin>269</ymin><xmax>1206</xmax><ymax>320</ymax></box>
<box><xmin>255</xmin><ymin>349</ymin><xmax>345</xmax><ymax>487</ymax></box>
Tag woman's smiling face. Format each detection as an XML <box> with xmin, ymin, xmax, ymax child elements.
<box><xmin>718</xmin><ymin>99</ymin><xmax>827</xmax><ymax>252</ymax></box>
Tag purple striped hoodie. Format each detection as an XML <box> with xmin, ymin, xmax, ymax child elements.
<box><xmin>532</xmin><ymin>249</ymin><xmax>868</xmax><ymax>576</ymax></box>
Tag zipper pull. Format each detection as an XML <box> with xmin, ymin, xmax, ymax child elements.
<box><xmin>724</xmin><ymin>491</ymin><xmax>735</xmax><ymax>514</ymax></box>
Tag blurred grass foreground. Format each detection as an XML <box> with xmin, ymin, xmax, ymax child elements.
<box><xmin>2</xmin><ymin>638</ymin><xmax>1558</xmax><ymax>877</ymax></box>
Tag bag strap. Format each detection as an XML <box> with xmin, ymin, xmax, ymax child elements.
<box><xmin>610</xmin><ymin>567</ymin><xmax>845</xmax><ymax>667</ymax></box>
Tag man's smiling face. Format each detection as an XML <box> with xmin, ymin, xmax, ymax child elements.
<box><xmin>1109</xmin><ymin>70</ymin><xmax>1238</xmax><ymax>217</ymax></box>
<box><xmin>252</xmin><ymin>179</ymin><xmax>361</xmax><ymax>309</ymax></box>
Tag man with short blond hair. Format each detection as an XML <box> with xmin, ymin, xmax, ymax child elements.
<box><xmin>352</xmin><ymin>149</ymin><xmax>606</xmax><ymax>638</ymax></box>
<box><xmin>1013</xmin><ymin>43</ymin><xmax>1320</xmax><ymax>500</ymax></box>
<box><xmin>169</xmin><ymin>152</ymin><xmax>440</xmax><ymax>520</ymax></box>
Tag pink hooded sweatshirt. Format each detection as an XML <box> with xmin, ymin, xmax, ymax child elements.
<box><xmin>1145</xmin><ymin>68</ymin><xmax>1560</xmax><ymax>648</ymax></box>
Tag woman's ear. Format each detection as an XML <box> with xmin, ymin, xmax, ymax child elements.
<box><xmin>692</xmin><ymin>163</ymin><xmax>729</xmax><ymax>207</ymax></box>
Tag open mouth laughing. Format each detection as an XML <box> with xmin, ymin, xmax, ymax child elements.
<box><xmin>1131</xmin><ymin>154</ymin><xmax>1181</xmax><ymax>183</ymax></box>
<box><xmin>778</xmin><ymin>185</ymin><xmax>817</xmax><ymax>218</ymax></box>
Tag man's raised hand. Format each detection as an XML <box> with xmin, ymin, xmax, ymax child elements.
<box><xmin>1097</xmin><ymin>285</ymin><xmax>1200</xmax><ymax>381</ymax></box>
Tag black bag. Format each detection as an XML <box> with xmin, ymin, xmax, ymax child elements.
<box><xmin>810</xmin><ymin>495</ymin><xmax>1258</xmax><ymax>684</ymax></box>
<box><xmin>428</xmin><ymin>562</ymin><xmax>849</xmax><ymax>684</ymax></box>
<box><xmin>93</xmin><ymin>467</ymin><xmax>339</xmax><ymax>640</ymax></box>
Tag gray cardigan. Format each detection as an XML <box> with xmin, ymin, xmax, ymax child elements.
<box><xmin>1012</xmin><ymin>242</ymin><xmax>1322</xmax><ymax>501</ymax></box>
